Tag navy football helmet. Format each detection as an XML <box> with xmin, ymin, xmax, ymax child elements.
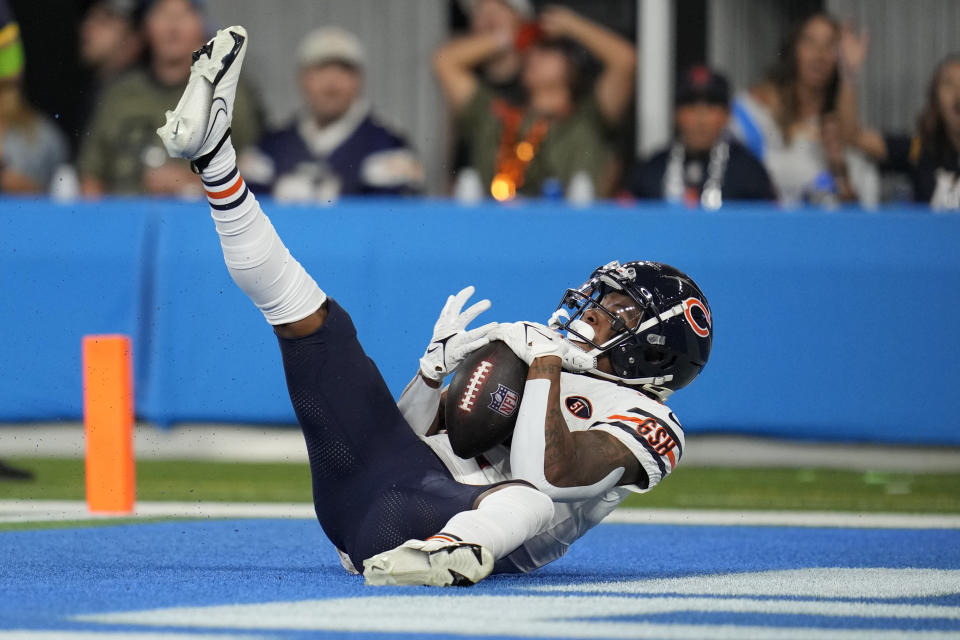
<box><xmin>549</xmin><ymin>260</ymin><xmax>712</xmax><ymax>398</ymax></box>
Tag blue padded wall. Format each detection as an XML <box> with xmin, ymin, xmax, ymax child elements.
<box><xmin>1</xmin><ymin>197</ymin><xmax>957</xmax><ymax>444</ymax></box>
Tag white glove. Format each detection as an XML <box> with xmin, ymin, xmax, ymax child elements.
<box><xmin>488</xmin><ymin>321</ymin><xmax>595</xmax><ymax>371</ymax></box>
<box><xmin>419</xmin><ymin>286</ymin><xmax>496</xmax><ymax>382</ymax></box>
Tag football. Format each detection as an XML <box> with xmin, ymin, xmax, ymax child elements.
<box><xmin>444</xmin><ymin>340</ymin><xmax>529</xmax><ymax>459</ymax></box>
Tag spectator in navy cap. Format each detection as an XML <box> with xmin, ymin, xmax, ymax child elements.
<box><xmin>630</xmin><ymin>65</ymin><xmax>775</xmax><ymax>207</ymax></box>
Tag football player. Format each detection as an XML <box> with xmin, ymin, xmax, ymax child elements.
<box><xmin>400</xmin><ymin>260</ymin><xmax>711</xmax><ymax>572</ymax></box>
<box><xmin>157</xmin><ymin>26</ymin><xmax>558</xmax><ymax>588</ymax></box>
<box><xmin>157</xmin><ymin>26</ymin><xmax>712</xmax><ymax>585</ymax></box>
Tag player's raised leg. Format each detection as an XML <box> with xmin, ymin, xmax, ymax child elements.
<box><xmin>156</xmin><ymin>25</ymin><xmax>326</xmax><ymax>336</ymax></box>
<box><xmin>155</xmin><ymin>28</ymin><xmax>554</xmax><ymax>588</ymax></box>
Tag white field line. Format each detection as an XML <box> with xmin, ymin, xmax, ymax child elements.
<box><xmin>603</xmin><ymin>508</ymin><xmax>960</xmax><ymax>529</ymax></box>
<box><xmin>1</xmin><ymin>500</ymin><xmax>958</xmax><ymax>529</ymax></box>
<box><xmin>0</xmin><ymin>633</ymin><xmax>268</xmax><ymax>640</ymax></box>
<box><xmin>0</xmin><ymin>500</ymin><xmax>316</xmax><ymax>522</ymax></box>
<box><xmin>74</xmin><ymin>590</ymin><xmax>960</xmax><ymax>640</ymax></box>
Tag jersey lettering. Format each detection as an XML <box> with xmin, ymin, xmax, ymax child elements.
<box><xmin>607</xmin><ymin>413</ymin><xmax>679</xmax><ymax>467</ymax></box>
<box><xmin>557</xmin><ymin>373</ymin><xmax>685</xmax><ymax>490</ymax></box>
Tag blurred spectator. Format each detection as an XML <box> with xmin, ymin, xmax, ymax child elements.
<box><xmin>630</xmin><ymin>66</ymin><xmax>775</xmax><ymax>207</ymax></box>
<box><xmin>449</xmin><ymin>0</ymin><xmax>532</xmax><ymax>177</ymax></box>
<box><xmin>78</xmin><ymin>0</ymin><xmax>261</xmax><ymax>197</ymax></box>
<box><xmin>849</xmin><ymin>53</ymin><xmax>960</xmax><ymax>210</ymax></box>
<box><xmin>729</xmin><ymin>13</ymin><xmax>877</xmax><ymax>207</ymax></box>
<box><xmin>77</xmin><ymin>0</ymin><xmax>144</xmax><ymax>130</ymax></box>
<box><xmin>242</xmin><ymin>27</ymin><xmax>423</xmax><ymax>201</ymax></box>
<box><xmin>434</xmin><ymin>5</ymin><xmax>636</xmax><ymax>200</ymax></box>
<box><xmin>459</xmin><ymin>0</ymin><xmax>533</xmax><ymax>105</ymax></box>
<box><xmin>0</xmin><ymin>1</ymin><xmax>68</xmax><ymax>194</ymax></box>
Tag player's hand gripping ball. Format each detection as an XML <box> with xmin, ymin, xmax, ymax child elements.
<box><xmin>445</xmin><ymin>322</ymin><xmax>596</xmax><ymax>458</ymax></box>
<box><xmin>419</xmin><ymin>286</ymin><xmax>497</xmax><ymax>383</ymax></box>
<box><xmin>445</xmin><ymin>340</ymin><xmax>528</xmax><ymax>458</ymax></box>
<box><xmin>488</xmin><ymin>321</ymin><xmax>596</xmax><ymax>371</ymax></box>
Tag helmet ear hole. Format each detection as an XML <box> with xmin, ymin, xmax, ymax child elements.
<box><xmin>644</xmin><ymin>349</ymin><xmax>677</xmax><ymax>371</ymax></box>
<box><xmin>643</xmin><ymin>348</ymin><xmax>666</xmax><ymax>364</ymax></box>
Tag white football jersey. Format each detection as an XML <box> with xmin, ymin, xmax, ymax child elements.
<box><xmin>421</xmin><ymin>371</ymin><xmax>685</xmax><ymax>573</ymax></box>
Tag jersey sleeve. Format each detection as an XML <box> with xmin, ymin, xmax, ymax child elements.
<box><xmin>588</xmin><ymin>406</ymin><xmax>684</xmax><ymax>494</ymax></box>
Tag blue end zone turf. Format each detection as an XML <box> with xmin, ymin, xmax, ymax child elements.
<box><xmin>2</xmin><ymin>519</ymin><xmax>959</xmax><ymax>638</ymax></box>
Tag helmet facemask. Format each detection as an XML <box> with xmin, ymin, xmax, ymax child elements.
<box><xmin>549</xmin><ymin>263</ymin><xmax>677</xmax><ymax>390</ymax></box>
<box><xmin>549</xmin><ymin>260</ymin><xmax>711</xmax><ymax>398</ymax></box>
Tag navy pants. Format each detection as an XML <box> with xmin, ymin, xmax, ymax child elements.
<box><xmin>277</xmin><ymin>299</ymin><xmax>492</xmax><ymax>570</ymax></box>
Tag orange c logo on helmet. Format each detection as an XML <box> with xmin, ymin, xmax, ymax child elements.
<box><xmin>683</xmin><ymin>298</ymin><xmax>711</xmax><ymax>338</ymax></box>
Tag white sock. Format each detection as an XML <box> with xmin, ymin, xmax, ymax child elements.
<box><xmin>200</xmin><ymin>135</ymin><xmax>238</xmax><ymax>183</ymax></box>
<box><xmin>430</xmin><ymin>485</ymin><xmax>554</xmax><ymax>560</ymax></box>
<box><xmin>201</xmin><ymin>142</ymin><xmax>326</xmax><ymax>326</ymax></box>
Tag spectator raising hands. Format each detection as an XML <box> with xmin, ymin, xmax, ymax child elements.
<box><xmin>535</xmin><ymin>6</ymin><xmax>636</xmax><ymax>125</ymax></box>
<box><xmin>729</xmin><ymin>13</ymin><xmax>877</xmax><ymax>207</ymax></box>
<box><xmin>460</xmin><ymin>0</ymin><xmax>532</xmax><ymax>104</ymax></box>
<box><xmin>434</xmin><ymin>4</ymin><xmax>636</xmax><ymax>200</ymax></box>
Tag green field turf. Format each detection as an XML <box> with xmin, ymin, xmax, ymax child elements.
<box><xmin>2</xmin><ymin>458</ymin><xmax>958</xmax><ymax>521</ymax></box>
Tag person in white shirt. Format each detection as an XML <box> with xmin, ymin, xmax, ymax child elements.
<box><xmin>728</xmin><ymin>13</ymin><xmax>877</xmax><ymax>207</ymax></box>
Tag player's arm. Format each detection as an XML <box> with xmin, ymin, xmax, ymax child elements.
<box><xmin>509</xmin><ymin>356</ymin><xmax>642</xmax><ymax>501</ymax></box>
<box><xmin>489</xmin><ymin>322</ymin><xmax>637</xmax><ymax>501</ymax></box>
<box><xmin>398</xmin><ymin>287</ymin><xmax>494</xmax><ymax>436</ymax></box>
<box><xmin>527</xmin><ymin>356</ymin><xmax>643</xmax><ymax>488</ymax></box>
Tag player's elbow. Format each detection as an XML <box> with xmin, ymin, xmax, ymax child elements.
<box><xmin>543</xmin><ymin>463</ymin><xmax>579</xmax><ymax>489</ymax></box>
<box><xmin>511</xmin><ymin>460</ymin><xmax>568</xmax><ymax>499</ymax></box>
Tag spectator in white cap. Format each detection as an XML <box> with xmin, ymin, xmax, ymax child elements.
<box><xmin>243</xmin><ymin>26</ymin><xmax>423</xmax><ymax>201</ymax></box>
